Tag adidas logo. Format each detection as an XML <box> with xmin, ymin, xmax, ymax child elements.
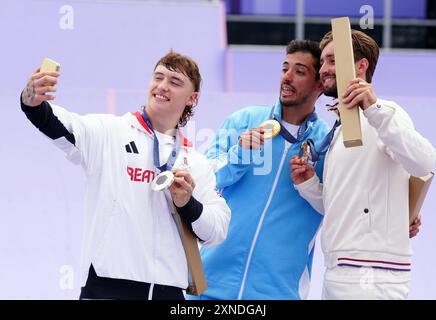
<box><xmin>125</xmin><ymin>141</ymin><xmax>139</xmax><ymax>154</ymax></box>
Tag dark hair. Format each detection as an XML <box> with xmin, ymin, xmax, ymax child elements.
<box><xmin>320</xmin><ymin>30</ymin><xmax>379</xmax><ymax>83</ymax></box>
<box><xmin>154</xmin><ymin>50</ymin><xmax>202</xmax><ymax>127</ymax></box>
<box><xmin>286</xmin><ymin>40</ymin><xmax>321</xmax><ymax>79</ymax></box>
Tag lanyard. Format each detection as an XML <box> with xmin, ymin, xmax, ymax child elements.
<box><xmin>141</xmin><ymin>110</ymin><xmax>182</xmax><ymax>173</ymax></box>
<box><xmin>269</xmin><ymin>105</ymin><xmax>340</xmax><ymax>162</ymax></box>
<box><xmin>269</xmin><ymin>106</ymin><xmax>318</xmax><ymax>143</ymax></box>
<box><xmin>142</xmin><ymin>109</ymin><xmax>196</xmax><ymax>291</ymax></box>
<box><xmin>306</xmin><ymin>119</ymin><xmax>341</xmax><ymax>162</ymax></box>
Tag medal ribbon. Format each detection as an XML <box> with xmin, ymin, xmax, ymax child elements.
<box><xmin>142</xmin><ymin>109</ymin><xmax>196</xmax><ymax>291</ymax></box>
<box><xmin>141</xmin><ymin>109</ymin><xmax>182</xmax><ymax>173</ymax></box>
<box><xmin>305</xmin><ymin>119</ymin><xmax>341</xmax><ymax>162</ymax></box>
<box><xmin>269</xmin><ymin>106</ymin><xmax>318</xmax><ymax>144</ymax></box>
<box><xmin>269</xmin><ymin>104</ymin><xmax>341</xmax><ymax>162</ymax></box>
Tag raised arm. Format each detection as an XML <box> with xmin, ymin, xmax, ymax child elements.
<box><xmin>20</xmin><ymin>66</ymin><xmax>110</xmax><ymax>174</ymax></box>
<box><xmin>342</xmin><ymin>79</ymin><xmax>435</xmax><ymax>176</ymax></box>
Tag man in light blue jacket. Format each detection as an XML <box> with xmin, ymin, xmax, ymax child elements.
<box><xmin>189</xmin><ymin>40</ymin><xmax>331</xmax><ymax>300</ymax></box>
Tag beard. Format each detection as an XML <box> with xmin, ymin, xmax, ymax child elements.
<box><xmin>323</xmin><ymin>83</ymin><xmax>338</xmax><ymax>98</ymax></box>
<box><xmin>280</xmin><ymin>98</ymin><xmax>298</xmax><ymax>108</ymax></box>
<box><xmin>279</xmin><ymin>82</ymin><xmax>307</xmax><ymax>108</ymax></box>
<box><xmin>280</xmin><ymin>94</ymin><xmax>309</xmax><ymax>108</ymax></box>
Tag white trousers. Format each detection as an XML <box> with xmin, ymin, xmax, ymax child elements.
<box><xmin>322</xmin><ymin>266</ymin><xmax>410</xmax><ymax>300</ymax></box>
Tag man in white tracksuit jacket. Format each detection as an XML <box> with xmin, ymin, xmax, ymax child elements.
<box><xmin>20</xmin><ymin>51</ymin><xmax>230</xmax><ymax>300</ymax></box>
<box><xmin>291</xmin><ymin>30</ymin><xmax>435</xmax><ymax>299</ymax></box>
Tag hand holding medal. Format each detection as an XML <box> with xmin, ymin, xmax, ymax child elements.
<box><xmin>290</xmin><ymin>141</ymin><xmax>316</xmax><ymax>185</ymax></box>
<box><xmin>151</xmin><ymin>159</ymin><xmax>191</xmax><ymax>192</ymax></box>
<box><xmin>258</xmin><ymin>120</ymin><xmax>281</xmax><ymax>140</ymax></box>
<box><xmin>168</xmin><ymin>169</ymin><xmax>196</xmax><ymax>208</ymax></box>
<box><xmin>239</xmin><ymin>119</ymin><xmax>281</xmax><ymax>150</ymax></box>
<box><xmin>141</xmin><ymin>109</ymin><xmax>190</xmax><ymax>194</ymax></box>
<box><xmin>298</xmin><ymin>141</ymin><xmax>314</xmax><ymax>167</ymax></box>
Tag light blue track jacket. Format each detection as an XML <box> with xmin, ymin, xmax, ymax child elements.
<box><xmin>192</xmin><ymin>101</ymin><xmax>330</xmax><ymax>300</ymax></box>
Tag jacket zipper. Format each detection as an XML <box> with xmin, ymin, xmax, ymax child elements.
<box><xmin>237</xmin><ymin>141</ymin><xmax>291</xmax><ymax>300</ymax></box>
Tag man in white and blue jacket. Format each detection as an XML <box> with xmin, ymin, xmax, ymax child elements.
<box><xmin>189</xmin><ymin>40</ymin><xmax>331</xmax><ymax>300</ymax></box>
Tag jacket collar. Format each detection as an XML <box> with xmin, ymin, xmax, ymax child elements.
<box><xmin>129</xmin><ymin>111</ymin><xmax>192</xmax><ymax>147</ymax></box>
<box><xmin>272</xmin><ymin>98</ymin><xmax>318</xmax><ymax>141</ymax></box>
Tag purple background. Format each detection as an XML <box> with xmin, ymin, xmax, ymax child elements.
<box><xmin>224</xmin><ymin>0</ymin><xmax>427</xmax><ymax>18</ymax></box>
<box><xmin>1</xmin><ymin>0</ymin><xmax>435</xmax><ymax>299</ymax></box>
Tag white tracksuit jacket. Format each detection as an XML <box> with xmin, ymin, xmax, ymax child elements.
<box><xmin>296</xmin><ymin>99</ymin><xmax>435</xmax><ymax>271</ymax></box>
<box><xmin>22</xmin><ymin>102</ymin><xmax>230</xmax><ymax>289</ymax></box>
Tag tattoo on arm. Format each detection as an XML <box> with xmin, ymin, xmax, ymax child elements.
<box><xmin>22</xmin><ymin>80</ymin><xmax>35</xmax><ymax>106</ymax></box>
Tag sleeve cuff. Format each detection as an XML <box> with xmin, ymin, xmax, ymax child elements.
<box><xmin>175</xmin><ymin>196</ymin><xmax>203</xmax><ymax>224</ymax></box>
<box><xmin>294</xmin><ymin>174</ymin><xmax>320</xmax><ymax>192</ymax></box>
<box><xmin>362</xmin><ymin>100</ymin><xmax>381</xmax><ymax>118</ymax></box>
<box><xmin>20</xmin><ymin>92</ymin><xmax>45</xmax><ymax>112</ymax></box>
<box><xmin>363</xmin><ymin>99</ymin><xmax>395</xmax><ymax>126</ymax></box>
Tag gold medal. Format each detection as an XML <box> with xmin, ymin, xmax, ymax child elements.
<box><xmin>259</xmin><ymin>120</ymin><xmax>281</xmax><ymax>139</ymax></box>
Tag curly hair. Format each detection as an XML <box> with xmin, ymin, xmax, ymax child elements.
<box><xmin>154</xmin><ymin>50</ymin><xmax>202</xmax><ymax>127</ymax></box>
<box><xmin>286</xmin><ymin>39</ymin><xmax>321</xmax><ymax>79</ymax></box>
